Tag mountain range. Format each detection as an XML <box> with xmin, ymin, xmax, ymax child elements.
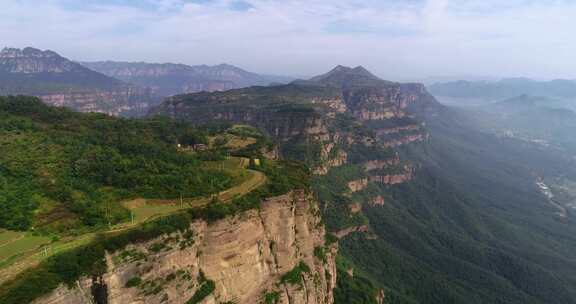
<box><xmin>0</xmin><ymin>47</ymin><xmax>294</xmax><ymax>116</ymax></box>
<box><xmin>81</xmin><ymin>61</ymin><xmax>294</xmax><ymax>97</ymax></box>
<box><xmin>428</xmin><ymin>78</ymin><xmax>576</xmax><ymax>104</ymax></box>
<box><xmin>0</xmin><ymin>47</ymin><xmax>154</xmax><ymax>116</ymax></box>
<box><xmin>149</xmin><ymin>66</ymin><xmax>576</xmax><ymax>304</ymax></box>
<box><xmin>3</xmin><ymin>59</ymin><xmax>576</xmax><ymax>304</ymax></box>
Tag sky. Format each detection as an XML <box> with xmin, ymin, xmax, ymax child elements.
<box><xmin>2</xmin><ymin>0</ymin><xmax>576</xmax><ymax>81</ymax></box>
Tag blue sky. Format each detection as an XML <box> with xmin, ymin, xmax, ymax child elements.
<box><xmin>2</xmin><ymin>0</ymin><xmax>576</xmax><ymax>80</ymax></box>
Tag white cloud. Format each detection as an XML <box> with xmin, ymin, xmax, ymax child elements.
<box><xmin>2</xmin><ymin>0</ymin><xmax>576</xmax><ymax>80</ymax></box>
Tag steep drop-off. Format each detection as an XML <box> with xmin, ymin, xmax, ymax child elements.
<box><xmin>31</xmin><ymin>191</ymin><xmax>337</xmax><ymax>304</ymax></box>
<box><xmin>151</xmin><ymin>65</ymin><xmax>576</xmax><ymax>304</ymax></box>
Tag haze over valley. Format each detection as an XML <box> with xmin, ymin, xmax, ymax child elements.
<box><xmin>2</xmin><ymin>1</ymin><xmax>576</xmax><ymax>304</ymax></box>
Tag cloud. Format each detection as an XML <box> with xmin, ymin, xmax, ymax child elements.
<box><xmin>1</xmin><ymin>0</ymin><xmax>576</xmax><ymax>80</ymax></box>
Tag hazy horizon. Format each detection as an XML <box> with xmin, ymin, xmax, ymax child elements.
<box><xmin>2</xmin><ymin>0</ymin><xmax>576</xmax><ymax>82</ymax></box>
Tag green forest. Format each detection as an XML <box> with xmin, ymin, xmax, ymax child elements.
<box><xmin>0</xmin><ymin>96</ymin><xmax>232</xmax><ymax>232</ymax></box>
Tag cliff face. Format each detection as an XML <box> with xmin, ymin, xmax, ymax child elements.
<box><xmin>151</xmin><ymin>74</ymin><xmax>434</xmax><ymax>180</ymax></box>
<box><xmin>0</xmin><ymin>47</ymin><xmax>81</xmax><ymax>73</ymax></box>
<box><xmin>0</xmin><ymin>47</ymin><xmax>156</xmax><ymax>116</ymax></box>
<box><xmin>38</xmin><ymin>87</ymin><xmax>155</xmax><ymax>116</ymax></box>
<box><xmin>81</xmin><ymin>61</ymin><xmax>293</xmax><ymax>98</ymax></box>
<box><xmin>32</xmin><ymin>191</ymin><xmax>337</xmax><ymax>304</ymax></box>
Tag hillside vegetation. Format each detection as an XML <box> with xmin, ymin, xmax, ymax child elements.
<box><xmin>0</xmin><ymin>96</ymin><xmax>233</xmax><ymax>232</ymax></box>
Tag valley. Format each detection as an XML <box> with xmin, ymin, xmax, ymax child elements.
<box><xmin>3</xmin><ymin>62</ymin><xmax>576</xmax><ymax>304</ymax></box>
<box><xmin>4</xmin><ymin>1</ymin><xmax>576</xmax><ymax>303</ymax></box>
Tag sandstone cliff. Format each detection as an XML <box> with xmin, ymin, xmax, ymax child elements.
<box><xmin>32</xmin><ymin>191</ymin><xmax>337</xmax><ymax>304</ymax></box>
<box><xmin>38</xmin><ymin>87</ymin><xmax>155</xmax><ymax>117</ymax></box>
<box><xmin>81</xmin><ymin>61</ymin><xmax>294</xmax><ymax>98</ymax></box>
<box><xmin>0</xmin><ymin>47</ymin><xmax>156</xmax><ymax>116</ymax></box>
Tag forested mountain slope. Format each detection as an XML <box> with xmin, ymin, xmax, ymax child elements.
<box><xmin>0</xmin><ymin>96</ymin><xmax>232</xmax><ymax>232</ymax></box>
<box><xmin>0</xmin><ymin>95</ymin><xmax>335</xmax><ymax>304</ymax></box>
<box><xmin>151</xmin><ymin>66</ymin><xmax>576</xmax><ymax>303</ymax></box>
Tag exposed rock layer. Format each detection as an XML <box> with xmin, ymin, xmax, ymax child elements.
<box><xmin>32</xmin><ymin>191</ymin><xmax>337</xmax><ymax>304</ymax></box>
<box><xmin>0</xmin><ymin>47</ymin><xmax>155</xmax><ymax>116</ymax></box>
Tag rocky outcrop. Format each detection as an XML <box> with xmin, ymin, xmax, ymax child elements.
<box><xmin>376</xmin><ymin>289</ymin><xmax>385</xmax><ymax>304</ymax></box>
<box><xmin>32</xmin><ymin>191</ymin><xmax>337</xmax><ymax>304</ymax></box>
<box><xmin>369</xmin><ymin>173</ymin><xmax>411</xmax><ymax>185</ymax></box>
<box><xmin>364</xmin><ymin>157</ymin><xmax>400</xmax><ymax>171</ymax></box>
<box><xmin>39</xmin><ymin>87</ymin><xmax>154</xmax><ymax>116</ymax></box>
<box><xmin>355</xmin><ymin>108</ymin><xmax>399</xmax><ymax>120</ymax></box>
<box><xmin>349</xmin><ymin>203</ymin><xmax>362</xmax><ymax>214</ymax></box>
<box><xmin>347</xmin><ymin>179</ymin><xmax>369</xmax><ymax>193</ymax></box>
<box><xmin>369</xmin><ymin>165</ymin><xmax>413</xmax><ymax>185</ymax></box>
<box><xmin>375</xmin><ymin>124</ymin><xmax>421</xmax><ymax>135</ymax></box>
<box><xmin>314</xmin><ymin>142</ymin><xmax>348</xmax><ymax>175</ymax></box>
<box><xmin>311</xmin><ymin>97</ymin><xmax>348</xmax><ymax>114</ymax></box>
<box><xmin>152</xmin><ymin>95</ymin><xmax>331</xmax><ymax>144</ymax></box>
<box><xmin>381</xmin><ymin>133</ymin><xmax>428</xmax><ymax>148</ymax></box>
<box><xmin>334</xmin><ymin>225</ymin><xmax>369</xmax><ymax>239</ymax></box>
<box><xmin>370</xmin><ymin>196</ymin><xmax>386</xmax><ymax>206</ymax></box>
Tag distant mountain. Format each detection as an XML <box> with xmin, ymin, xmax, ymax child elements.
<box><xmin>150</xmin><ymin>65</ymin><xmax>439</xmax><ymax>151</ymax></box>
<box><xmin>81</xmin><ymin>61</ymin><xmax>295</xmax><ymax>97</ymax></box>
<box><xmin>491</xmin><ymin>94</ymin><xmax>566</xmax><ymax>110</ymax></box>
<box><xmin>489</xmin><ymin>95</ymin><xmax>576</xmax><ymax>123</ymax></box>
<box><xmin>306</xmin><ymin>65</ymin><xmax>393</xmax><ymax>87</ymax></box>
<box><xmin>428</xmin><ymin>78</ymin><xmax>576</xmax><ymax>103</ymax></box>
<box><xmin>458</xmin><ymin>95</ymin><xmax>576</xmax><ymax>152</ymax></box>
<box><xmin>151</xmin><ymin>67</ymin><xmax>576</xmax><ymax>304</ymax></box>
<box><xmin>0</xmin><ymin>47</ymin><xmax>155</xmax><ymax>116</ymax></box>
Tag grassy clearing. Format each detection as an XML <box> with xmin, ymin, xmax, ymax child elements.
<box><xmin>0</xmin><ymin>233</ymin><xmax>51</xmax><ymax>262</ymax></box>
<box><xmin>124</xmin><ymin>170</ymin><xmax>265</xmax><ymax>224</ymax></box>
<box><xmin>0</xmin><ymin>231</ymin><xmax>23</xmax><ymax>247</ymax></box>
<box><xmin>130</xmin><ymin>204</ymin><xmax>183</xmax><ymax>224</ymax></box>
<box><xmin>202</xmin><ymin>156</ymin><xmax>246</xmax><ymax>170</ymax></box>
<box><xmin>208</xmin><ymin>134</ymin><xmax>258</xmax><ymax>150</ymax></box>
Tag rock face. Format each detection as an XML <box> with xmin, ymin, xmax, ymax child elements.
<box><xmin>370</xmin><ymin>196</ymin><xmax>386</xmax><ymax>206</ymax></box>
<box><xmin>314</xmin><ymin>143</ymin><xmax>348</xmax><ymax>175</ymax></box>
<box><xmin>368</xmin><ymin>165</ymin><xmax>414</xmax><ymax>185</ymax></box>
<box><xmin>38</xmin><ymin>87</ymin><xmax>154</xmax><ymax>116</ymax></box>
<box><xmin>369</xmin><ymin>172</ymin><xmax>412</xmax><ymax>185</ymax></box>
<box><xmin>347</xmin><ymin>179</ymin><xmax>369</xmax><ymax>193</ymax></box>
<box><xmin>364</xmin><ymin>157</ymin><xmax>400</xmax><ymax>171</ymax></box>
<box><xmin>334</xmin><ymin>225</ymin><xmax>370</xmax><ymax>239</ymax></box>
<box><xmin>32</xmin><ymin>191</ymin><xmax>337</xmax><ymax>304</ymax></box>
<box><xmin>150</xmin><ymin>66</ymin><xmax>439</xmax><ymax>181</ymax></box>
<box><xmin>82</xmin><ymin>61</ymin><xmax>294</xmax><ymax>98</ymax></box>
<box><xmin>0</xmin><ymin>47</ymin><xmax>156</xmax><ymax>116</ymax></box>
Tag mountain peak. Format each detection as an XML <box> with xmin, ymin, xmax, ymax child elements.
<box><xmin>0</xmin><ymin>46</ymin><xmax>125</xmax><ymax>90</ymax></box>
<box><xmin>1</xmin><ymin>47</ymin><xmax>60</xmax><ymax>59</ymax></box>
<box><xmin>0</xmin><ymin>46</ymin><xmax>80</xmax><ymax>74</ymax></box>
<box><xmin>330</xmin><ymin>65</ymin><xmax>353</xmax><ymax>72</ymax></box>
<box><xmin>309</xmin><ymin>65</ymin><xmax>387</xmax><ymax>87</ymax></box>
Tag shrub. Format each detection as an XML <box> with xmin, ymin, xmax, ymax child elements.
<box><xmin>265</xmin><ymin>291</ymin><xmax>281</xmax><ymax>304</ymax></box>
<box><xmin>125</xmin><ymin>277</ymin><xmax>142</xmax><ymax>288</ymax></box>
<box><xmin>186</xmin><ymin>280</ymin><xmax>216</xmax><ymax>304</ymax></box>
<box><xmin>281</xmin><ymin>261</ymin><xmax>311</xmax><ymax>286</ymax></box>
